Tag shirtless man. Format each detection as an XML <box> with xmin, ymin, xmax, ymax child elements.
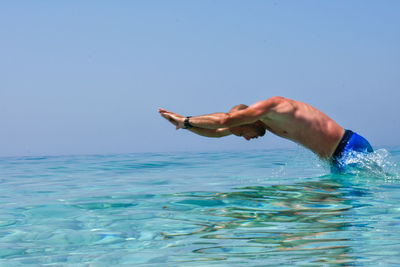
<box><xmin>158</xmin><ymin>96</ymin><xmax>373</xmax><ymax>171</ymax></box>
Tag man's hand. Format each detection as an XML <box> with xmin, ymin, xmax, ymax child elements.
<box><xmin>159</xmin><ymin>107</ymin><xmax>232</xmax><ymax>138</ymax></box>
<box><xmin>158</xmin><ymin>108</ymin><xmax>185</xmax><ymax>129</ymax></box>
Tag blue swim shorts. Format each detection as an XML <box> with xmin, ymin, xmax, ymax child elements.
<box><xmin>331</xmin><ymin>129</ymin><xmax>373</xmax><ymax>173</ymax></box>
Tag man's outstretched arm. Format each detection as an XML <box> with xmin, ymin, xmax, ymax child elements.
<box><xmin>159</xmin><ymin>108</ymin><xmax>231</xmax><ymax>138</ymax></box>
<box><xmin>159</xmin><ymin>98</ymin><xmax>279</xmax><ymax>129</ymax></box>
<box><xmin>189</xmin><ymin>127</ymin><xmax>231</xmax><ymax>138</ymax></box>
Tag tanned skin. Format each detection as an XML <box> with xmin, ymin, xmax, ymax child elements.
<box><xmin>158</xmin><ymin>96</ymin><xmax>345</xmax><ymax>159</ymax></box>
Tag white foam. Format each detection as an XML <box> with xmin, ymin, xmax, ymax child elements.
<box><xmin>341</xmin><ymin>148</ymin><xmax>399</xmax><ymax>179</ymax></box>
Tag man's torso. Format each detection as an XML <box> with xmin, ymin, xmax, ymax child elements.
<box><xmin>260</xmin><ymin>98</ymin><xmax>344</xmax><ymax>158</ymax></box>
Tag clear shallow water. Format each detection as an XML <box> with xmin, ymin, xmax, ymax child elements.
<box><xmin>0</xmin><ymin>147</ymin><xmax>399</xmax><ymax>266</ymax></box>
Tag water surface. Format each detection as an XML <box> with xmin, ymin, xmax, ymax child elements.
<box><xmin>0</xmin><ymin>147</ymin><xmax>399</xmax><ymax>266</ymax></box>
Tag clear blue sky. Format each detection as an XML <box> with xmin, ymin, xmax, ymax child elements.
<box><xmin>1</xmin><ymin>1</ymin><xmax>399</xmax><ymax>157</ymax></box>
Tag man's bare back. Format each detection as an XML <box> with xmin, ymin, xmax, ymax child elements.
<box><xmin>158</xmin><ymin>96</ymin><xmax>371</xmax><ymax>163</ymax></box>
<box><xmin>256</xmin><ymin>97</ymin><xmax>344</xmax><ymax>158</ymax></box>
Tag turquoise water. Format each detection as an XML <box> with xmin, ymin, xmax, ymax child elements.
<box><xmin>1</xmin><ymin>147</ymin><xmax>399</xmax><ymax>266</ymax></box>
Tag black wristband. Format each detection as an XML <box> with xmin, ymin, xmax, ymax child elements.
<box><xmin>184</xmin><ymin>116</ymin><xmax>193</xmax><ymax>129</ymax></box>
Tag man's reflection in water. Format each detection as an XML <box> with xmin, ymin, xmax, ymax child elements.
<box><xmin>162</xmin><ymin>176</ymin><xmax>369</xmax><ymax>265</ymax></box>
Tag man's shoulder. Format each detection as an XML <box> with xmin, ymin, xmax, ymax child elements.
<box><xmin>260</xmin><ymin>96</ymin><xmax>286</xmax><ymax>104</ymax></box>
<box><xmin>250</xmin><ymin>96</ymin><xmax>286</xmax><ymax>114</ymax></box>
<box><xmin>268</xmin><ymin>96</ymin><xmax>286</xmax><ymax>102</ymax></box>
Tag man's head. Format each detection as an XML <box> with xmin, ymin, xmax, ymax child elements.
<box><xmin>228</xmin><ymin>104</ymin><xmax>266</xmax><ymax>141</ymax></box>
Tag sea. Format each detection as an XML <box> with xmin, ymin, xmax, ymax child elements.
<box><xmin>0</xmin><ymin>146</ymin><xmax>399</xmax><ymax>266</ymax></box>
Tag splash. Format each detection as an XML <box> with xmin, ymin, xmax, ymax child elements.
<box><xmin>339</xmin><ymin>148</ymin><xmax>399</xmax><ymax>179</ymax></box>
